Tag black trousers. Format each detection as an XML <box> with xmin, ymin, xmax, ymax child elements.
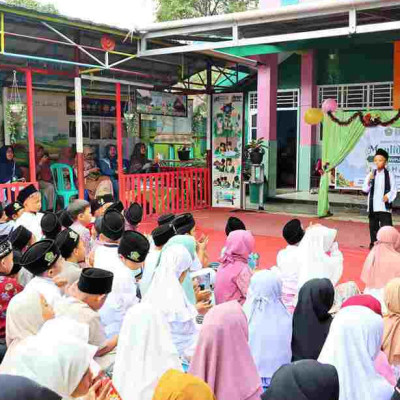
<box><xmin>369</xmin><ymin>211</ymin><xmax>393</xmax><ymax>248</ymax></box>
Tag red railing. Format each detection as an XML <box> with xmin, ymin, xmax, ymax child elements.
<box><xmin>0</xmin><ymin>182</ymin><xmax>38</xmax><ymax>203</ymax></box>
<box><xmin>122</xmin><ymin>168</ymin><xmax>211</xmax><ymax>219</ymax></box>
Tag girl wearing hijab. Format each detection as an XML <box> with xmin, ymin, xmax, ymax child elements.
<box><xmin>296</xmin><ymin>225</ymin><xmax>343</xmax><ymax>291</ymax></box>
<box><xmin>383</xmin><ymin>278</ymin><xmax>400</xmax><ymax>379</ymax></box>
<box><xmin>0</xmin><ymin>290</ymin><xmax>54</xmax><ymax>373</ymax></box>
<box><xmin>0</xmin><ymin>145</ymin><xmax>22</xmax><ymax>184</ymax></box>
<box><xmin>0</xmin><ymin>375</ymin><xmax>61</xmax><ymax>400</ymax></box>
<box><xmin>113</xmin><ymin>303</ymin><xmax>183</xmax><ymax>400</ymax></box>
<box><xmin>189</xmin><ymin>301</ymin><xmax>262</xmax><ymax>400</ymax></box>
<box><xmin>318</xmin><ymin>306</ymin><xmax>393</xmax><ymax>400</ymax></box>
<box><xmin>362</xmin><ymin>226</ymin><xmax>400</xmax><ymax>310</ymax></box>
<box><xmin>214</xmin><ymin>230</ymin><xmax>255</xmax><ymax>305</ymax></box>
<box><xmin>261</xmin><ymin>360</ymin><xmax>339</xmax><ymax>400</ymax></box>
<box><xmin>243</xmin><ymin>270</ymin><xmax>292</xmax><ymax>389</ymax></box>
<box><xmin>342</xmin><ymin>294</ymin><xmax>396</xmax><ymax>386</ymax></box>
<box><xmin>143</xmin><ymin>244</ymin><xmax>199</xmax><ymax>361</ymax></box>
<box><xmin>292</xmin><ymin>278</ymin><xmax>334</xmax><ymax>361</ymax></box>
<box><xmin>153</xmin><ymin>369</ymin><xmax>216</xmax><ymax>400</ymax></box>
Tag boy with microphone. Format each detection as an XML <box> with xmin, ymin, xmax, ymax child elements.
<box><xmin>363</xmin><ymin>148</ymin><xmax>397</xmax><ymax>249</ymax></box>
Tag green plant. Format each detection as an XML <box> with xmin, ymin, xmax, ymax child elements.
<box><xmin>245</xmin><ymin>138</ymin><xmax>268</xmax><ymax>153</ymax></box>
<box><xmin>6</xmin><ymin>102</ymin><xmax>27</xmax><ymax>144</ymax></box>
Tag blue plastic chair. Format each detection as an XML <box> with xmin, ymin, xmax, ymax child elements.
<box><xmin>50</xmin><ymin>163</ymin><xmax>79</xmax><ymax>210</ymax></box>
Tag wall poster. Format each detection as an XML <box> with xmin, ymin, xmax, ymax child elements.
<box><xmin>336</xmin><ymin>126</ymin><xmax>400</xmax><ymax>190</ymax></box>
<box><xmin>211</xmin><ymin>93</ymin><xmax>243</xmax><ymax>208</ymax></box>
<box><xmin>136</xmin><ymin>90</ymin><xmax>187</xmax><ymax>117</ymax></box>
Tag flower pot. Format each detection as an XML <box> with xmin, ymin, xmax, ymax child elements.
<box><xmin>10</xmin><ymin>103</ymin><xmax>23</xmax><ymax>113</ymax></box>
<box><xmin>250</xmin><ymin>150</ymin><xmax>264</xmax><ymax>165</ymax></box>
<box><xmin>178</xmin><ymin>150</ymin><xmax>190</xmax><ymax>161</ymax></box>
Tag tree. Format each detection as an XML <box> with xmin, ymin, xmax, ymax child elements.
<box><xmin>5</xmin><ymin>0</ymin><xmax>59</xmax><ymax>14</ymax></box>
<box><xmin>156</xmin><ymin>0</ymin><xmax>258</xmax><ymax>22</ymax></box>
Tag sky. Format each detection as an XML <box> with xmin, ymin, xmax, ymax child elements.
<box><xmin>37</xmin><ymin>0</ymin><xmax>156</xmax><ymax>30</ymax></box>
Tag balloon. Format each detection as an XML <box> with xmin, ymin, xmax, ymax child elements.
<box><xmin>304</xmin><ymin>108</ymin><xmax>324</xmax><ymax>125</ymax></box>
<box><xmin>322</xmin><ymin>98</ymin><xmax>338</xmax><ymax>114</ymax></box>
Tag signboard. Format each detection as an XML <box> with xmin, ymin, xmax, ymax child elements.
<box><xmin>211</xmin><ymin>93</ymin><xmax>243</xmax><ymax>208</ymax></box>
<box><xmin>136</xmin><ymin>89</ymin><xmax>187</xmax><ymax>117</ymax></box>
<box><xmin>336</xmin><ymin>126</ymin><xmax>400</xmax><ymax>190</ymax></box>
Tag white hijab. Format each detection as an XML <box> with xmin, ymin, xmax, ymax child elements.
<box><xmin>318</xmin><ymin>306</ymin><xmax>393</xmax><ymax>400</ymax></box>
<box><xmin>7</xmin><ymin>317</ymin><xmax>95</xmax><ymax>399</ymax></box>
<box><xmin>113</xmin><ymin>303</ymin><xmax>182</xmax><ymax>400</ymax></box>
<box><xmin>243</xmin><ymin>270</ymin><xmax>292</xmax><ymax>380</ymax></box>
<box><xmin>5</xmin><ymin>289</ymin><xmax>44</xmax><ymax>348</ymax></box>
<box><xmin>297</xmin><ymin>225</ymin><xmax>343</xmax><ymax>291</ymax></box>
<box><xmin>143</xmin><ymin>244</ymin><xmax>197</xmax><ymax>324</ymax></box>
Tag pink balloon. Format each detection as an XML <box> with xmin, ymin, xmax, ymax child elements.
<box><xmin>322</xmin><ymin>98</ymin><xmax>338</xmax><ymax>114</ymax></box>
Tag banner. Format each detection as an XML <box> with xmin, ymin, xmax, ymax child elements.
<box><xmin>211</xmin><ymin>93</ymin><xmax>243</xmax><ymax>208</ymax></box>
<box><xmin>136</xmin><ymin>90</ymin><xmax>187</xmax><ymax>117</ymax></box>
<box><xmin>336</xmin><ymin>126</ymin><xmax>400</xmax><ymax>190</ymax></box>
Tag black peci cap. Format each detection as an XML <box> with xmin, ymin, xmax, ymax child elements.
<box><xmin>10</xmin><ymin>249</ymin><xmax>23</xmax><ymax>276</ymax></box>
<box><xmin>375</xmin><ymin>148</ymin><xmax>389</xmax><ymax>160</ymax></box>
<box><xmin>5</xmin><ymin>202</ymin><xmax>24</xmax><ymax>219</ymax></box>
<box><xmin>158</xmin><ymin>213</ymin><xmax>175</xmax><ymax>226</ymax></box>
<box><xmin>78</xmin><ymin>267</ymin><xmax>113</xmax><ymax>295</ymax></box>
<box><xmin>118</xmin><ymin>231</ymin><xmax>150</xmax><ymax>263</ymax></box>
<box><xmin>9</xmin><ymin>225</ymin><xmax>32</xmax><ymax>251</ymax></box>
<box><xmin>152</xmin><ymin>224</ymin><xmax>176</xmax><ymax>247</ymax></box>
<box><xmin>55</xmin><ymin>228</ymin><xmax>80</xmax><ymax>259</ymax></box>
<box><xmin>58</xmin><ymin>210</ymin><xmax>74</xmax><ymax>229</ymax></box>
<box><xmin>17</xmin><ymin>184</ymin><xmax>38</xmax><ymax>205</ymax></box>
<box><xmin>0</xmin><ymin>238</ymin><xmax>12</xmax><ymax>260</ymax></box>
<box><xmin>282</xmin><ymin>219</ymin><xmax>305</xmax><ymax>245</ymax></box>
<box><xmin>101</xmin><ymin>209</ymin><xmax>125</xmax><ymax>241</ymax></box>
<box><xmin>225</xmin><ymin>216</ymin><xmax>246</xmax><ymax>236</ymax></box>
<box><xmin>20</xmin><ymin>239</ymin><xmax>61</xmax><ymax>276</ymax></box>
<box><xmin>172</xmin><ymin>213</ymin><xmax>195</xmax><ymax>235</ymax></box>
<box><xmin>124</xmin><ymin>202</ymin><xmax>143</xmax><ymax>227</ymax></box>
<box><xmin>41</xmin><ymin>212</ymin><xmax>62</xmax><ymax>240</ymax></box>
<box><xmin>108</xmin><ymin>201</ymin><xmax>124</xmax><ymax>214</ymax></box>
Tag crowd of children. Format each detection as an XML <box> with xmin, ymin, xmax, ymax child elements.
<box><xmin>0</xmin><ymin>183</ymin><xmax>400</xmax><ymax>400</ymax></box>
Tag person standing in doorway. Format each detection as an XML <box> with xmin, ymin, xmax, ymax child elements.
<box><xmin>363</xmin><ymin>149</ymin><xmax>397</xmax><ymax>249</ymax></box>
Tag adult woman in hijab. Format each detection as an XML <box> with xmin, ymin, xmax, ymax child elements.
<box><xmin>296</xmin><ymin>225</ymin><xmax>343</xmax><ymax>291</ymax></box>
<box><xmin>0</xmin><ymin>290</ymin><xmax>54</xmax><ymax>372</ymax></box>
<box><xmin>292</xmin><ymin>278</ymin><xmax>334</xmax><ymax>361</ymax></box>
<box><xmin>383</xmin><ymin>278</ymin><xmax>400</xmax><ymax>379</ymax></box>
<box><xmin>153</xmin><ymin>369</ymin><xmax>216</xmax><ymax>400</ymax></box>
<box><xmin>214</xmin><ymin>230</ymin><xmax>255</xmax><ymax>305</ymax></box>
<box><xmin>189</xmin><ymin>301</ymin><xmax>262</xmax><ymax>400</ymax></box>
<box><xmin>113</xmin><ymin>303</ymin><xmax>182</xmax><ymax>400</ymax></box>
<box><xmin>261</xmin><ymin>360</ymin><xmax>339</xmax><ymax>400</ymax></box>
<box><xmin>77</xmin><ymin>146</ymin><xmax>112</xmax><ymax>200</ymax></box>
<box><xmin>243</xmin><ymin>270</ymin><xmax>292</xmax><ymax>389</ymax></box>
<box><xmin>0</xmin><ymin>375</ymin><xmax>61</xmax><ymax>400</ymax></box>
<box><xmin>143</xmin><ymin>244</ymin><xmax>199</xmax><ymax>361</ymax></box>
<box><xmin>0</xmin><ymin>145</ymin><xmax>22</xmax><ymax>184</ymax></box>
<box><xmin>318</xmin><ymin>306</ymin><xmax>393</xmax><ymax>400</ymax></box>
<box><xmin>129</xmin><ymin>143</ymin><xmax>156</xmax><ymax>174</ymax></box>
<box><xmin>362</xmin><ymin>226</ymin><xmax>400</xmax><ymax>310</ymax></box>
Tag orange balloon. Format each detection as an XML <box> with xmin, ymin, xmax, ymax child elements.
<box><xmin>304</xmin><ymin>108</ymin><xmax>324</xmax><ymax>125</ymax></box>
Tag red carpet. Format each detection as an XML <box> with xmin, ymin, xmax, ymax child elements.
<box><xmin>138</xmin><ymin>209</ymin><xmax>373</xmax><ymax>290</ymax></box>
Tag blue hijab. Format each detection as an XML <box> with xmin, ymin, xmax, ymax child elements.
<box><xmin>0</xmin><ymin>146</ymin><xmax>16</xmax><ymax>184</ymax></box>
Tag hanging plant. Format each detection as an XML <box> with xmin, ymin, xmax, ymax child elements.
<box><xmin>7</xmin><ymin>71</ymin><xmax>27</xmax><ymax>144</ymax></box>
<box><xmin>123</xmin><ymin>86</ymin><xmax>139</xmax><ymax>138</ymax></box>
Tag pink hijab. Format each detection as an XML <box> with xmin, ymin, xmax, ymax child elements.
<box><xmin>189</xmin><ymin>301</ymin><xmax>262</xmax><ymax>400</ymax></box>
<box><xmin>361</xmin><ymin>226</ymin><xmax>400</xmax><ymax>289</ymax></box>
<box><xmin>215</xmin><ymin>230</ymin><xmax>255</xmax><ymax>305</ymax></box>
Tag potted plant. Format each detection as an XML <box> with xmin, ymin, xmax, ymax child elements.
<box><xmin>245</xmin><ymin>138</ymin><xmax>267</xmax><ymax>165</ymax></box>
<box><xmin>178</xmin><ymin>145</ymin><xmax>191</xmax><ymax>161</ymax></box>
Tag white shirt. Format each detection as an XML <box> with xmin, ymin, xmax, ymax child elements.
<box><xmin>15</xmin><ymin>212</ymin><xmax>43</xmax><ymax>240</ymax></box>
<box><xmin>24</xmin><ymin>276</ymin><xmax>62</xmax><ymax>308</ymax></box>
<box><xmin>140</xmin><ymin>249</ymin><xmax>161</xmax><ymax>298</ymax></box>
<box><xmin>95</xmin><ymin>244</ymin><xmax>139</xmax><ymax>338</ymax></box>
<box><xmin>362</xmin><ymin>169</ymin><xmax>397</xmax><ymax>213</ymax></box>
